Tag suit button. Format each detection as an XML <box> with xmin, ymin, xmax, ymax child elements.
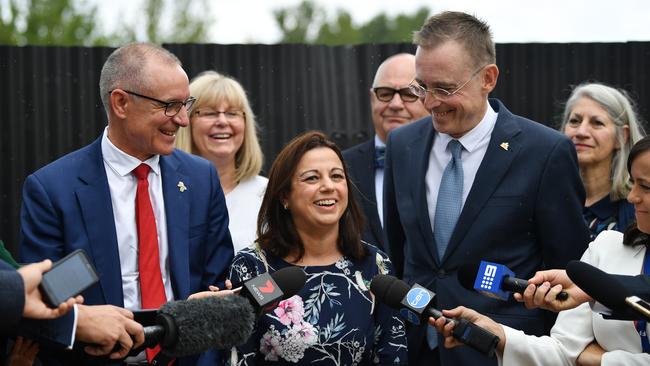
<box><xmin>437</xmin><ymin>269</ymin><xmax>446</xmax><ymax>278</ymax></box>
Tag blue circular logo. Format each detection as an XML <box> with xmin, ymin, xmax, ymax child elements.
<box><xmin>406</xmin><ymin>288</ymin><xmax>431</xmax><ymax>309</ymax></box>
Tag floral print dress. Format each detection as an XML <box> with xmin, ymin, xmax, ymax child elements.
<box><xmin>227</xmin><ymin>243</ymin><xmax>408</xmax><ymax>366</ymax></box>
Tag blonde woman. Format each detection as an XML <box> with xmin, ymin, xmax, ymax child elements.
<box><xmin>176</xmin><ymin>71</ymin><xmax>267</xmax><ymax>252</ymax></box>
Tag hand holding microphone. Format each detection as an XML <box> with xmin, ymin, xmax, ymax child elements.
<box><xmin>515</xmin><ymin>268</ymin><xmax>591</xmax><ymax>312</ymax></box>
<box><xmin>370</xmin><ymin>274</ymin><xmax>500</xmax><ymax>357</ymax></box>
<box><xmin>458</xmin><ymin>261</ymin><xmax>572</xmax><ymax>312</ymax></box>
<box><xmin>132</xmin><ymin>266</ymin><xmax>307</xmax><ymax>365</ymax></box>
<box><xmin>430</xmin><ymin>306</ymin><xmax>506</xmax><ymax>354</ymax></box>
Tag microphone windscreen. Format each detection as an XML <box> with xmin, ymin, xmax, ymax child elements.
<box><xmin>159</xmin><ymin>295</ymin><xmax>255</xmax><ymax>357</ymax></box>
<box><xmin>457</xmin><ymin>262</ymin><xmax>481</xmax><ymax>290</ymax></box>
<box><xmin>271</xmin><ymin>266</ymin><xmax>307</xmax><ymax>298</ymax></box>
<box><xmin>566</xmin><ymin>260</ymin><xmax>631</xmax><ymax>311</ymax></box>
<box><xmin>370</xmin><ymin>274</ymin><xmax>410</xmax><ymax>308</ymax></box>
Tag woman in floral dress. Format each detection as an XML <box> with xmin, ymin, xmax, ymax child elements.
<box><xmin>228</xmin><ymin>131</ymin><xmax>407</xmax><ymax>365</ymax></box>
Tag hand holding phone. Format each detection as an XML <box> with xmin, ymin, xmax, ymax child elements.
<box><xmin>18</xmin><ymin>259</ymin><xmax>82</xmax><ymax>320</ymax></box>
<box><xmin>39</xmin><ymin>249</ymin><xmax>99</xmax><ymax>307</ymax></box>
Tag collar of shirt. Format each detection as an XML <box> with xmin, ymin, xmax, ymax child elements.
<box><xmin>584</xmin><ymin>195</ymin><xmax>618</xmax><ymax>220</ymax></box>
<box><xmin>435</xmin><ymin>101</ymin><xmax>498</xmax><ymax>152</ymax></box>
<box><xmin>374</xmin><ymin>134</ymin><xmax>386</xmax><ymax>150</ymax></box>
<box><xmin>101</xmin><ymin>127</ymin><xmax>161</xmax><ymax>177</ymax></box>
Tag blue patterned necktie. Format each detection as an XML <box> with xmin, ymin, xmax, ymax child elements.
<box><xmin>374</xmin><ymin>146</ymin><xmax>386</xmax><ymax>169</ymax></box>
<box><xmin>433</xmin><ymin>139</ymin><xmax>464</xmax><ymax>259</ymax></box>
<box><xmin>427</xmin><ymin>139</ymin><xmax>464</xmax><ymax>350</ymax></box>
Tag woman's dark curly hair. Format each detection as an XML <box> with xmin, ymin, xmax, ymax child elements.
<box><xmin>255</xmin><ymin>131</ymin><xmax>367</xmax><ymax>261</ymax></box>
<box><xmin>623</xmin><ymin>136</ymin><xmax>650</xmax><ymax>247</ymax></box>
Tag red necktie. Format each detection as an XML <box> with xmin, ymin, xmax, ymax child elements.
<box><xmin>133</xmin><ymin>164</ymin><xmax>166</xmax><ymax>363</ymax></box>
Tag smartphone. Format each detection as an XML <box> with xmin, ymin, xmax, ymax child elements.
<box><xmin>39</xmin><ymin>249</ymin><xmax>99</xmax><ymax>307</ymax></box>
<box><xmin>625</xmin><ymin>295</ymin><xmax>650</xmax><ymax>320</ymax></box>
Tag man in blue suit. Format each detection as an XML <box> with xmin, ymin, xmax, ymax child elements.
<box><xmin>383</xmin><ymin>12</ymin><xmax>591</xmax><ymax>366</ymax></box>
<box><xmin>20</xmin><ymin>43</ymin><xmax>234</xmax><ymax>365</ymax></box>
<box><xmin>343</xmin><ymin>53</ymin><xmax>428</xmax><ymax>249</ymax></box>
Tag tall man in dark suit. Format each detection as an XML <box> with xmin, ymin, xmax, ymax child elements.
<box><xmin>383</xmin><ymin>12</ymin><xmax>591</xmax><ymax>366</ymax></box>
<box><xmin>343</xmin><ymin>53</ymin><xmax>428</xmax><ymax>249</ymax></box>
<box><xmin>20</xmin><ymin>43</ymin><xmax>234</xmax><ymax>365</ymax></box>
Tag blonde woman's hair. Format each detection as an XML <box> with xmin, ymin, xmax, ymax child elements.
<box><xmin>176</xmin><ymin>71</ymin><xmax>264</xmax><ymax>182</ymax></box>
<box><xmin>560</xmin><ymin>82</ymin><xmax>646</xmax><ymax>200</ymax></box>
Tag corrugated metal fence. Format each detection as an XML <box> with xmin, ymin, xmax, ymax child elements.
<box><xmin>2</xmin><ymin>42</ymin><xmax>649</xmax><ymax>254</ymax></box>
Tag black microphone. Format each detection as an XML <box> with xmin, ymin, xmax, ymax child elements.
<box><xmin>370</xmin><ymin>274</ymin><xmax>500</xmax><ymax>357</ymax></box>
<box><xmin>236</xmin><ymin>266</ymin><xmax>307</xmax><ymax>313</ymax></box>
<box><xmin>138</xmin><ymin>267</ymin><xmax>307</xmax><ymax>363</ymax></box>
<box><xmin>143</xmin><ymin>294</ymin><xmax>255</xmax><ymax>360</ymax></box>
<box><xmin>566</xmin><ymin>260</ymin><xmax>650</xmax><ymax>321</ymax></box>
<box><xmin>458</xmin><ymin>261</ymin><xmax>568</xmax><ymax>301</ymax></box>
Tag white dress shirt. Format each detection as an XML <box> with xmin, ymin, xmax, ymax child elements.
<box><xmin>374</xmin><ymin>135</ymin><xmax>386</xmax><ymax>227</ymax></box>
<box><xmin>426</xmin><ymin>102</ymin><xmax>498</xmax><ymax>234</ymax></box>
<box><xmin>101</xmin><ymin>128</ymin><xmax>173</xmax><ymax>310</ymax></box>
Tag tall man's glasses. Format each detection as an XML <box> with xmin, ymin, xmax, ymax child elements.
<box><xmin>408</xmin><ymin>65</ymin><xmax>487</xmax><ymax>101</ymax></box>
<box><xmin>113</xmin><ymin>89</ymin><xmax>196</xmax><ymax>117</ymax></box>
<box><xmin>372</xmin><ymin>87</ymin><xmax>420</xmax><ymax>103</ymax></box>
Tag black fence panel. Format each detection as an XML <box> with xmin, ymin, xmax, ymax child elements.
<box><xmin>2</xmin><ymin>42</ymin><xmax>649</xmax><ymax>255</ymax></box>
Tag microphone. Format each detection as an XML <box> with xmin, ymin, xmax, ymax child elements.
<box><xmin>458</xmin><ymin>261</ymin><xmax>568</xmax><ymax>301</ymax></box>
<box><xmin>566</xmin><ymin>260</ymin><xmax>650</xmax><ymax>321</ymax></box>
<box><xmin>138</xmin><ymin>266</ymin><xmax>307</xmax><ymax>363</ymax></box>
<box><xmin>143</xmin><ymin>295</ymin><xmax>255</xmax><ymax>359</ymax></box>
<box><xmin>370</xmin><ymin>274</ymin><xmax>500</xmax><ymax>357</ymax></box>
<box><xmin>236</xmin><ymin>266</ymin><xmax>307</xmax><ymax>313</ymax></box>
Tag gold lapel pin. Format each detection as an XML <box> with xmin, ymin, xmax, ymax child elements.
<box><xmin>500</xmin><ymin>142</ymin><xmax>509</xmax><ymax>151</ymax></box>
<box><xmin>177</xmin><ymin>181</ymin><xmax>187</xmax><ymax>192</ymax></box>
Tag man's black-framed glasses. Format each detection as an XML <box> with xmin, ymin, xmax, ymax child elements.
<box><xmin>114</xmin><ymin>89</ymin><xmax>196</xmax><ymax>117</ymax></box>
<box><xmin>372</xmin><ymin>87</ymin><xmax>420</xmax><ymax>103</ymax></box>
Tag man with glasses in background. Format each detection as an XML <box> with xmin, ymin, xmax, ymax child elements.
<box><xmin>20</xmin><ymin>43</ymin><xmax>234</xmax><ymax>365</ymax></box>
<box><xmin>343</xmin><ymin>53</ymin><xmax>428</xmax><ymax>250</ymax></box>
<box><xmin>382</xmin><ymin>12</ymin><xmax>590</xmax><ymax>366</ymax></box>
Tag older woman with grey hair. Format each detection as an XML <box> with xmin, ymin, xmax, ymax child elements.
<box><xmin>560</xmin><ymin>82</ymin><xmax>645</xmax><ymax>239</ymax></box>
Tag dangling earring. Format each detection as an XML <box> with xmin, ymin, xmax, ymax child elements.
<box><xmin>282</xmin><ymin>202</ymin><xmax>289</xmax><ymax>210</ymax></box>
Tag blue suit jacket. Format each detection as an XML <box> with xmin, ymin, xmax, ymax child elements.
<box><xmin>19</xmin><ymin>136</ymin><xmax>234</xmax><ymax>365</ymax></box>
<box><xmin>343</xmin><ymin>139</ymin><xmax>386</xmax><ymax>249</ymax></box>
<box><xmin>384</xmin><ymin>99</ymin><xmax>591</xmax><ymax>365</ymax></box>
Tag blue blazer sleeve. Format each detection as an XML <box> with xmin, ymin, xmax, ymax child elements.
<box><xmin>19</xmin><ymin>173</ymin><xmax>67</xmax><ymax>264</ymax></box>
<box><xmin>18</xmin><ymin>311</ymin><xmax>75</xmax><ymax>350</ymax></box>
<box><xmin>201</xmin><ymin>163</ymin><xmax>235</xmax><ymax>289</ymax></box>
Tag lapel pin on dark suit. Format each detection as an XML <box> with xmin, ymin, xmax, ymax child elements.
<box><xmin>499</xmin><ymin>142</ymin><xmax>509</xmax><ymax>151</ymax></box>
<box><xmin>177</xmin><ymin>181</ymin><xmax>187</xmax><ymax>192</ymax></box>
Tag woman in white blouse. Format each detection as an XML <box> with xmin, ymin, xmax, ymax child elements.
<box><xmin>176</xmin><ymin>71</ymin><xmax>267</xmax><ymax>252</ymax></box>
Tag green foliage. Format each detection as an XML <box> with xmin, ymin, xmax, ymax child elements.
<box><xmin>0</xmin><ymin>0</ymin><xmax>101</xmax><ymax>45</ymax></box>
<box><xmin>274</xmin><ymin>0</ymin><xmax>321</xmax><ymax>43</ymax></box>
<box><xmin>273</xmin><ymin>0</ymin><xmax>431</xmax><ymax>45</ymax></box>
<box><xmin>139</xmin><ymin>0</ymin><xmax>209</xmax><ymax>44</ymax></box>
<box><xmin>0</xmin><ymin>0</ymin><xmax>212</xmax><ymax>46</ymax></box>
